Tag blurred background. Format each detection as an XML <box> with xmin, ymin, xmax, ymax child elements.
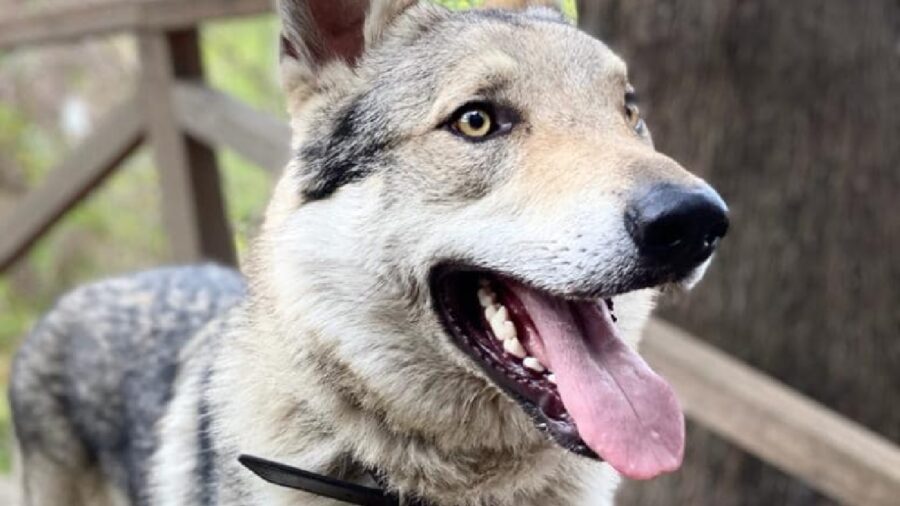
<box><xmin>581</xmin><ymin>1</ymin><xmax>899</xmax><ymax>504</ymax></box>
<box><xmin>0</xmin><ymin>0</ymin><xmax>896</xmax><ymax>504</ymax></box>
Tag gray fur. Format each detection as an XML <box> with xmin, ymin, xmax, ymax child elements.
<box><xmin>11</xmin><ymin>265</ymin><xmax>244</xmax><ymax>505</ymax></box>
<box><xmin>11</xmin><ymin>1</ymin><xmax>723</xmax><ymax>505</ymax></box>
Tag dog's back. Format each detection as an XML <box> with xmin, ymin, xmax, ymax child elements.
<box><xmin>9</xmin><ymin>265</ymin><xmax>245</xmax><ymax>505</ymax></box>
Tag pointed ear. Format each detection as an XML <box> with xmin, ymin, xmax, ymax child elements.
<box><xmin>278</xmin><ymin>0</ymin><xmax>367</xmax><ymax>68</ymax></box>
<box><xmin>278</xmin><ymin>0</ymin><xmax>420</xmax><ymax>105</ymax></box>
<box><xmin>480</xmin><ymin>0</ymin><xmax>563</xmax><ymax>11</ymax></box>
<box><xmin>278</xmin><ymin>0</ymin><xmax>419</xmax><ymax>69</ymax></box>
<box><xmin>365</xmin><ymin>0</ymin><xmax>419</xmax><ymax>49</ymax></box>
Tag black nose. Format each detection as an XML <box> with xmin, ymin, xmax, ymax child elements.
<box><xmin>626</xmin><ymin>184</ymin><xmax>729</xmax><ymax>270</ymax></box>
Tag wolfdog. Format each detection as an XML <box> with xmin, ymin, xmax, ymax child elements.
<box><xmin>10</xmin><ymin>0</ymin><xmax>729</xmax><ymax>504</ymax></box>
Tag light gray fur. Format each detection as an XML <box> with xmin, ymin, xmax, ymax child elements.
<box><xmin>11</xmin><ymin>1</ymin><xmax>721</xmax><ymax>505</ymax></box>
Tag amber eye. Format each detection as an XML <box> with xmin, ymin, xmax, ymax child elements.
<box><xmin>624</xmin><ymin>89</ymin><xmax>644</xmax><ymax>133</ymax></box>
<box><xmin>625</xmin><ymin>103</ymin><xmax>640</xmax><ymax>127</ymax></box>
<box><xmin>453</xmin><ymin>107</ymin><xmax>494</xmax><ymax>139</ymax></box>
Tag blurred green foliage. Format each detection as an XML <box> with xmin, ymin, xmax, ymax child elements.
<box><xmin>0</xmin><ymin>0</ymin><xmax>577</xmax><ymax>475</ymax></box>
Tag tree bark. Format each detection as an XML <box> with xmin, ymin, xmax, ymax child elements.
<box><xmin>577</xmin><ymin>1</ymin><xmax>900</xmax><ymax>504</ymax></box>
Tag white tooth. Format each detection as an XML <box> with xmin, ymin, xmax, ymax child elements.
<box><xmin>484</xmin><ymin>305</ymin><xmax>497</xmax><ymax>321</ymax></box>
<box><xmin>503</xmin><ymin>338</ymin><xmax>526</xmax><ymax>359</ymax></box>
<box><xmin>477</xmin><ymin>288</ymin><xmax>495</xmax><ymax>308</ymax></box>
<box><xmin>523</xmin><ymin>357</ymin><xmax>545</xmax><ymax>372</ymax></box>
<box><xmin>488</xmin><ymin>316</ymin><xmax>505</xmax><ymax>340</ymax></box>
<box><xmin>491</xmin><ymin>305</ymin><xmax>509</xmax><ymax>326</ymax></box>
<box><xmin>547</xmin><ymin>374</ymin><xmax>557</xmax><ymax>384</ymax></box>
<box><xmin>498</xmin><ymin>321</ymin><xmax>516</xmax><ymax>341</ymax></box>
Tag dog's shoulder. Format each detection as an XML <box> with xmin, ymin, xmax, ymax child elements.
<box><xmin>11</xmin><ymin>264</ymin><xmax>247</xmax><ymax>500</ymax></box>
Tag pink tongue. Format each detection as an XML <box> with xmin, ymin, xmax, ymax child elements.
<box><xmin>507</xmin><ymin>283</ymin><xmax>684</xmax><ymax>480</ymax></box>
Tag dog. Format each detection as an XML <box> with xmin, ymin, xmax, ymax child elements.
<box><xmin>9</xmin><ymin>0</ymin><xmax>729</xmax><ymax>504</ymax></box>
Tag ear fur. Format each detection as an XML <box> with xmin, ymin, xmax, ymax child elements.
<box><xmin>277</xmin><ymin>0</ymin><xmax>421</xmax><ymax>107</ymax></box>
<box><xmin>365</xmin><ymin>0</ymin><xmax>420</xmax><ymax>48</ymax></box>
<box><xmin>278</xmin><ymin>0</ymin><xmax>421</xmax><ymax>68</ymax></box>
<box><xmin>278</xmin><ymin>0</ymin><xmax>368</xmax><ymax>68</ymax></box>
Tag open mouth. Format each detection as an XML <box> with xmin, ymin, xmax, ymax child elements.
<box><xmin>432</xmin><ymin>268</ymin><xmax>684</xmax><ymax>480</ymax></box>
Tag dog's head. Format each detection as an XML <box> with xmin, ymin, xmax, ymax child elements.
<box><xmin>258</xmin><ymin>0</ymin><xmax>727</xmax><ymax>482</ymax></box>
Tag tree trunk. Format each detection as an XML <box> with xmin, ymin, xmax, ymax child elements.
<box><xmin>577</xmin><ymin>1</ymin><xmax>900</xmax><ymax>504</ymax></box>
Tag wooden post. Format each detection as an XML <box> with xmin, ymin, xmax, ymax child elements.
<box><xmin>138</xmin><ymin>27</ymin><xmax>237</xmax><ymax>266</ymax></box>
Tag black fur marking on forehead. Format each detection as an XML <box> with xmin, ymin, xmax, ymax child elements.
<box><xmin>299</xmin><ymin>95</ymin><xmax>393</xmax><ymax>200</ymax></box>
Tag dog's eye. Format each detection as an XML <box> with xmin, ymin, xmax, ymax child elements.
<box><xmin>624</xmin><ymin>90</ymin><xmax>645</xmax><ymax>134</ymax></box>
<box><xmin>446</xmin><ymin>101</ymin><xmax>511</xmax><ymax>141</ymax></box>
<box><xmin>454</xmin><ymin>107</ymin><xmax>494</xmax><ymax>139</ymax></box>
<box><xmin>626</xmin><ymin>104</ymin><xmax>645</xmax><ymax>133</ymax></box>
<box><xmin>445</xmin><ymin>102</ymin><xmax>517</xmax><ymax>142</ymax></box>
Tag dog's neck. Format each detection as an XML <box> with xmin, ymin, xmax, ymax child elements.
<box><xmin>239</xmin><ymin>454</ymin><xmax>433</xmax><ymax>505</ymax></box>
<box><xmin>207</xmin><ymin>290</ymin><xmax>619</xmax><ymax>506</ymax></box>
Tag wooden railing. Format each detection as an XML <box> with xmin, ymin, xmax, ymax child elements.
<box><xmin>1</xmin><ymin>2</ymin><xmax>899</xmax><ymax>504</ymax></box>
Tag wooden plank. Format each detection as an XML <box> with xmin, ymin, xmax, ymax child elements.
<box><xmin>138</xmin><ymin>29</ymin><xmax>237</xmax><ymax>267</ymax></box>
<box><xmin>0</xmin><ymin>96</ymin><xmax>144</xmax><ymax>273</ymax></box>
<box><xmin>642</xmin><ymin>318</ymin><xmax>900</xmax><ymax>506</ymax></box>
<box><xmin>0</xmin><ymin>0</ymin><xmax>272</xmax><ymax>50</ymax></box>
<box><xmin>173</xmin><ymin>82</ymin><xmax>291</xmax><ymax>173</ymax></box>
<box><xmin>0</xmin><ymin>476</ymin><xmax>13</xmax><ymax>506</ymax></box>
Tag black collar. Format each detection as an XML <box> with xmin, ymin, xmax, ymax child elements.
<box><xmin>239</xmin><ymin>454</ymin><xmax>429</xmax><ymax>506</ymax></box>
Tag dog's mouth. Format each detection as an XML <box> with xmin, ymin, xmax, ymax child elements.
<box><xmin>431</xmin><ymin>268</ymin><xmax>684</xmax><ymax>480</ymax></box>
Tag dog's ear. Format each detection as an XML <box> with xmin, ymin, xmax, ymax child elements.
<box><xmin>479</xmin><ymin>0</ymin><xmax>563</xmax><ymax>11</ymax></box>
<box><xmin>365</xmin><ymin>0</ymin><xmax>420</xmax><ymax>49</ymax></box>
<box><xmin>278</xmin><ymin>0</ymin><xmax>365</xmax><ymax>69</ymax></box>
<box><xmin>277</xmin><ymin>0</ymin><xmax>418</xmax><ymax>101</ymax></box>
